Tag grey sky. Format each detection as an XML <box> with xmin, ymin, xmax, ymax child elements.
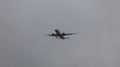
<box><xmin>0</xmin><ymin>0</ymin><xmax>120</xmax><ymax>67</ymax></box>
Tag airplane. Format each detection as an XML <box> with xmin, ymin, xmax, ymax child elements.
<box><xmin>46</xmin><ymin>29</ymin><xmax>78</xmax><ymax>40</ymax></box>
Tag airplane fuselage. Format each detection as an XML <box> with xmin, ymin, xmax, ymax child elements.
<box><xmin>47</xmin><ymin>29</ymin><xmax>77</xmax><ymax>39</ymax></box>
<box><xmin>54</xmin><ymin>29</ymin><xmax>67</xmax><ymax>39</ymax></box>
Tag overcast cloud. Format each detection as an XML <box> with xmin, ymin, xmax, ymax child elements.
<box><xmin>0</xmin><ymin>0</ymin><xmax>120</xmax><ymax>67</ymax></box>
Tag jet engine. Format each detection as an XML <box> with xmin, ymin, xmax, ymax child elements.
<box><xmin>62</xmin><ymin>32</ymin><xmax>65</xmax><ymax>36</ymax></box>
<box><xmin>51</xmin><ymin>33</ymin><xmax>55</xmax><ymax>36</ymax></box>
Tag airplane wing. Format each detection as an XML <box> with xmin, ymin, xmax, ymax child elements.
<box><xmin>63</xmin><ymin>32</ymin><xmax>78</xmax><ymax>36</ymax></box>
<box><xmin>46</xmin><ymin>33</ymin><xmax>56</xmax><ymax>36</ymax></box>
<box><xmin>46</xmin><ymin>34</ymin><xmax>53</xmax><ymax>36</ymax></box>
<box><xmin>59</xmin><ymin>36</ymin><xmax>69</xmax><ymax>40</ymax></box>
